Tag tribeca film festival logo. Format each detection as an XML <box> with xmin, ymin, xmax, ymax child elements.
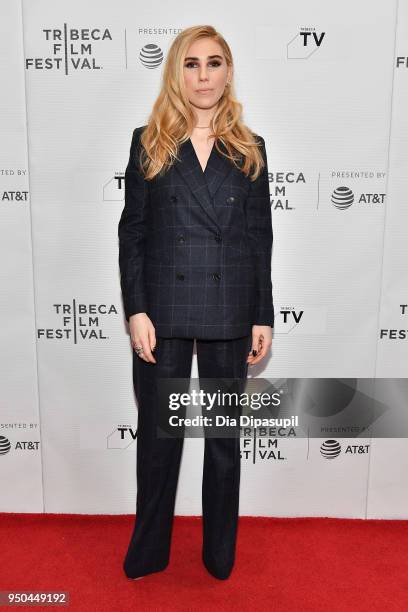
<box><xmin>269</xmin><ymin>171</ymin><xmax>305</xmax><ymax>212</ymax></box>
<box><xmin>37</xmin><ymin>299</ymin><xmax>117</xmax><ymax>343</ymax></box>
<box><xmin>379</xmin><ymin>302</ymin><xmax>408</xmax><ymax>342</ymax></box>
<box><xmin>25</xmin><ymin>25</ymin><xmax>112</xmax><ymax>75</ymax></box>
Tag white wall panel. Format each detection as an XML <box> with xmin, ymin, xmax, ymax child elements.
<box><xmin>0</xmin><ymin>0</ymin><xmax>406</xmax><ymax>517</ymax></box>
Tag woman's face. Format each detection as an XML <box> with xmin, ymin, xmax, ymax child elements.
<box><xmin>183</xmin><ymin>37</ymin><xmax>231</xmax><ymax>112</ymax></box>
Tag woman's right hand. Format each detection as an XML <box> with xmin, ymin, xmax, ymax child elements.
<box><xmin>129</xmin><ymin>313</ymin><xmax>157</xmax><ymax>363</ymax></box>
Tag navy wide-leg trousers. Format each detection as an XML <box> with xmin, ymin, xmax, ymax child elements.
<box><xmin>123</xmin><ymin>334</ymin><xmax>252</xmax><ymax>580</ymax></box>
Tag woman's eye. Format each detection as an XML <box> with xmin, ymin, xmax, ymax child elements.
<box><xmin>184</xmin><ymin>61</ymin><xmax>222</xmax><ymax>69</ymax></box>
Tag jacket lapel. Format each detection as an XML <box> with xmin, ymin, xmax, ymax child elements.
<box><xmin>173</xmin><ymin>137</ymin><xmax>235</xmax><ymax>230</ymax></box>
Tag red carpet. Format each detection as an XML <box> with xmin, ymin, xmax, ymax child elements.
<box><xmin>1</xmin><ymin>513</ymin><xmax>407</xmax><ymax>611</ymax></box>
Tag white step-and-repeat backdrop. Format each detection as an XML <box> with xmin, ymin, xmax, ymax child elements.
<box><xmin>1</xmin><ymin>0</ymin><xmax>407</xmax><ymax>516</ymax></box>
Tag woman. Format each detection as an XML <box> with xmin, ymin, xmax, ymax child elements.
<box><xmin>119</xmin><ymin>24</ymin><xmax>274</xmax><ymax>581</ymax></box>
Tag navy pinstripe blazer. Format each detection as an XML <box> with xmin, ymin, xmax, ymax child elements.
<box><xmin>118</xmin><ymin>125</ymin><xmax>274</xmax><ymax>340</ymax></box>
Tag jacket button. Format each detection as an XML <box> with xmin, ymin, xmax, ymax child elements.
<box><xmin>226</xmin><ymin>196</ymin><xmax>235</xmax><ymax>203</ymax></box>
<box><xmin>214</xmin><ymin>233</ymin><xmax>222</xmax><ymax>242</ymax></box>
<box><xmin>177</xmin><ymin>234</ymin><xmax>185</xmax><ymax>244</ymax></box>
<box><xmin>212</xmin><ymin>272</ymin><xmax>221</xmax><ymax>281</ymax></box>
<box><xmin>176</xmin><ymin>273</ymin><xmax>185</xmax><ymax>280</ymax></box>
<box><xmin>170</xmin><ymin>195</ymin><xmax>178</xmax><ymax>203</ymax></box>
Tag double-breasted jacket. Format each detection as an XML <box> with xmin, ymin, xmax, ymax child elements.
<box><xmin>118</xmin><ymin>125</ymin><xmax>274</xmax><ymax>339</ymax></box>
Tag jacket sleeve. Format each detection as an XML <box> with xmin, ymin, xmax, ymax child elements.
<box><xmin>118</xmin><ymin>127</ymin><xmax>149</xmax><ymax>322</ymax></box>
<box><xmin>245</xmin><ymin>135</ymin><xmax>275</xmax><ymax>328</ymax></box>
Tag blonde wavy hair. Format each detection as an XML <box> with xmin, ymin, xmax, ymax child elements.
<box><xmin>138</xmin><ymin>25</ymin><xmax>265</xmax><ymax>182</ymax></box>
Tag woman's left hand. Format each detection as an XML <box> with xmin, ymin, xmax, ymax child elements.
<box><xmin>247</xmin><ymin>325</ymin><xmax>273</xmax><ymax>365</ymax></box>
